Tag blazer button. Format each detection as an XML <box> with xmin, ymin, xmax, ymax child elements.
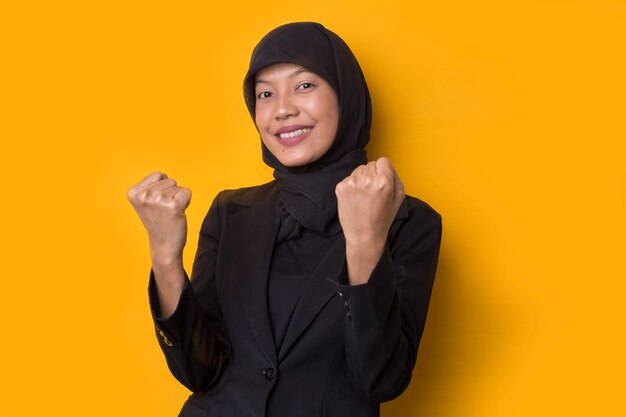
<box><xmin>157</xmin><ymin>329</ymin><xmax>174</xmax><ymax>346</ymax></box>
<box><xmin>260</xmin><ymin>367</ymin><xmax>275</xmax><ymax>380</ymax></box>
<box><xmin>337</xmin><ymin>292</ymin><xmax>352</xmax><ymax>321</ymax></box>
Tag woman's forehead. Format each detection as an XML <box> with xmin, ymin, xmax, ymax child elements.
<box><xmin>254</xmin><ymin>63</ymin><xmax>315</xmax><ymax>83</ymax></box>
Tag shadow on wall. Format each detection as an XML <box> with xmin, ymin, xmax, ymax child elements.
<box><xmin>381</xmin><ymin>240</ymin><xmax>513</xmax><ymax>416</ymax></box>
<box><xmin>364</xmin><ymin>80</ymin><xmax>519</xmax><ymax>415</ymax></box>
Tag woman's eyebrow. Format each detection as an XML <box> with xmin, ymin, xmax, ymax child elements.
<box><xmin>255</xmin><ymin>67</ymin><xmax>312</xmax><ymax>85</ymax></box>
<box><xmin>290</xmin><ymin>67</ymin><xmax>311</xmax><ymax>77</ymax></box>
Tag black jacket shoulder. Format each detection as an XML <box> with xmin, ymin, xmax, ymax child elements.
<box><xmin>214</xmin><ymin>180</ymin><xmax>278</xmax><ymax>208</ymax></box>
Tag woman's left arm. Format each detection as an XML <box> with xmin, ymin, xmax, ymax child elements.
<box><xmin>335</xmin><ymin>157</ymin><xmax>443</xmax><ymax>403</ymax></box>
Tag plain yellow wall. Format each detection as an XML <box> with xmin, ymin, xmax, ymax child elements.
<box><xmin>1</xmin><ymin>0</ymin><xmax>624</xmax><ymax>416</ymax></box>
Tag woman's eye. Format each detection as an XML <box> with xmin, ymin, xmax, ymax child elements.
<box><xmin>257</xmin><ymin>91</ymin><xmax>272</xmax><ymax>99</ymax></box>
<box><xmin>298</xmin><ymin>82</ymin><xmax>315</xmax><ymax>90</ymax></box>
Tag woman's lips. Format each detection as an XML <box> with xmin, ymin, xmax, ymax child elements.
<box><xmin>276</xmin><ymin>126</ymin><xmax>313</xmax><ymax>146</ymax></box>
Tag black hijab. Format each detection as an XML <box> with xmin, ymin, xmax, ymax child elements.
<box><xmin>243</xmin><ymin>22</ymin><xmax>372</xmax><ymax>236</ymax></box>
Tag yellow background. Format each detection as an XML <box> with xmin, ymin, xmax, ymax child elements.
<box><xmin>1</xmin><ymin>0</ymin><xmax>624</xmax><ymax>416</ymax></box>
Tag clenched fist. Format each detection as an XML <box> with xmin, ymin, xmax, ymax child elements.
<box><xmin>335</xmin><ymin>157</ymin><xmax>405</xmax><ymax>284</ymax></box>
<box><xmin>126</xmin><ymin>171</ymin><xmax>192</xmax><ymax>266</ymax></box>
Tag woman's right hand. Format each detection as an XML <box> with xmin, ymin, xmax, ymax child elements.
<box><xmin>126</xmin><ymin>171</ymin><xmax>192</xmax><ymax>269</ymax></box>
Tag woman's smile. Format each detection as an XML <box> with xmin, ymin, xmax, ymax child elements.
<box><xmin>275</xmin><ymin>126</ymin><xmax>314</xmax><ymax>146</ymax></box>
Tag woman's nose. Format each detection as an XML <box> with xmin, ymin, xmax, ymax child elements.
<box><xmin>274</xmin><ymin>94</ymin><xmax>299</xmax><ymax>120</ymax></box>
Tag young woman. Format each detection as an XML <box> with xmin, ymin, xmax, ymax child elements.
<box><xmin>127</xmin><ymin>22</ymin><xmax>442</xmax><ymax>417</ymax></box>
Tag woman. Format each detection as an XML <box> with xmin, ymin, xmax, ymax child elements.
<box><xmin>127</xmin><ymin>22</ymin><xmax>442</xmax><ymax>417</ymax></box>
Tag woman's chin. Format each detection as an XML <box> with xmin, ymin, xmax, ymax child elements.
<box><xmin>278</xmin><ymin>157</ymin><xmax>317</xmax><ymax>168</ymax></box>
<box><xmin>272</xmin><ymin>149</ymin><xmax>321</xmax><ymax>168</ymax></box>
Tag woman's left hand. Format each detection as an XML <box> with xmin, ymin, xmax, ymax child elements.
<box><xmin>335</xmin><ymin>157</ymin><xmax>405</xmax><ymax>285</ymax></box>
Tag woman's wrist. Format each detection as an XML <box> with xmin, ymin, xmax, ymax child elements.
<box><xmin>149</xmin><ymin>243</ymin><xmax>184</xmax><ymax>269</ymax></box>
<box><xmin>152</xmin><ymin>261</ymin><xmax>185</xmax><ymax>295</ymax></box>
<box><xmin>151</xmin><ymin>255</ymin><xmax>183</xmax><ymax>270</ymax></box>
<box><xmin>345</xmin><ymin>238</ymin><xmax>385</xmax><ymax>285</ymax></box>
<box><xmin>151</xmin><ymin>253</ymin><xmax>185</xmax><ymax>289</ymax></box>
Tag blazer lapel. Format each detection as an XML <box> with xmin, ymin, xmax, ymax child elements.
<box><xmin>277</xmin><ymin>234</ymin><xmax>346</xmax><ymax>362</ymax></box>
<box><xmin>227</xmin><ymin>182</ymin><xmax>280</xmax><ymax>365</ymax></box>
<box><xmin>277</xmin><ymin>195</ymin><xmax>410</xmax><ymax>362</ymax></box>
<box><xmin>226</xmin><ymin>181</ymin><xmax>410</xmax><ymax>365</ymax></box>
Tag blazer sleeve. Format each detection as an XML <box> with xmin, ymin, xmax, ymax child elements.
<box><xmin>334</xmin><ymin>207</ymin><xmax>442</xmax><ymax>404</ymax></box>
<box><xmin>147</xmin><ymin>191</ymin><xmax>232</xmax><ymax>392</ymax></box>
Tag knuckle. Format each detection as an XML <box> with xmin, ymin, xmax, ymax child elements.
<box><xmin>145</xmin><ymin>171</ymin><xmax>162</xmax><ymax>184</ymax></box>
<box><xmin>126</xmin><ymin>187</ymin><xmax>136</xmax><ymax>201</ymax></box>
<box><xmin>143</xmin><ymin>188</ymin><xmax>154</xmax><ymax>200</ymax></box>
<box><xmin>352</xmin><ymin>165</ymin><xmax>365</xmax><ymax>174</ymax></box>
<box><xmin>163</xmin><ymin>198</ymin><xmax>178</xmax><ymax>209</ymax></box>
<box><xmin>138</xmin><ymin>192</ymin><xmax>152</xmax><ymax>206</ymax></box>
<box><xmin>375</xmin><ymin>182</ymin><xmax>389</xmax><ymax>193</ymax></box>
<box><xmin>369</xmin><ymin>177</ymin><xmax>391</xmax><ymax>193</ymax></box>
<box><xmin>378</xmin><ymin>156</ymin><xmax>391</xmax><ymax>165</ymax></box>
<box><xmin>160</xmin><ymin>178</ymin><xmax>176</xmax><ymax>187</ymax></box>
<box><xmin>141</xmin><ymin>188</ymin><xmax>161</xmax><ymax>206</ymax></box>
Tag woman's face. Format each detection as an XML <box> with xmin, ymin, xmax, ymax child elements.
<box><xmin>254</xmin><ymin>63</ymin><xmax>339</xmax><ymax>167</ymax></box>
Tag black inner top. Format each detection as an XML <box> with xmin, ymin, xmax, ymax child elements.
<box><xmin>267</xmin><ymin>196</ymin><xmax>337</xmax><ymax>350</ymax></box>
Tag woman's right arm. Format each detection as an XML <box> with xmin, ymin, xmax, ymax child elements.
<box><xmin>126</xmin><ymin>170</ymin><xmax>190</xmax><ymax>318</ymax></box>
<box><xmin>127</xmin><ymin>172</ymin><xmax>231</xmax><ymax>392</ymax></box>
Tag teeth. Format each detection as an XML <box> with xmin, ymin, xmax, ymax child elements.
<box><xmin>279</xmin><ymin>127</ymin><xmax>311</xmax><ymax>139</ymax></box>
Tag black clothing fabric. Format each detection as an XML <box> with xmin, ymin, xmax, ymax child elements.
<box><xmin>268</xmin><ymin>196</ymin><xmax>339</xmax><ymax>350</ymax></box>
<box><xmin>243</xmin><ymin>22</ymin><xmax>372</xmax><ymax>237</ymax></box>
<box><xmin>272</xmin><ymin>152</ymin><xmax>365</xmax><ymax>236</ymax></box>
<box><xmin>147</xmin><ymin>182</ymin><xmax>442</xmax><ymax>417</ymax></box>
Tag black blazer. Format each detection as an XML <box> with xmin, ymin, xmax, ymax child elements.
<box><xmin>148</xmin><ymin>180</ymin><xmax>442</xmax><ymax>417</ymax></box>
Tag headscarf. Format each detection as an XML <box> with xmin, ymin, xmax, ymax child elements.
<box><xmin>243</xmin><ymin>22</ymin><xmax>372</xmax><ymax>236</ymax></box>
